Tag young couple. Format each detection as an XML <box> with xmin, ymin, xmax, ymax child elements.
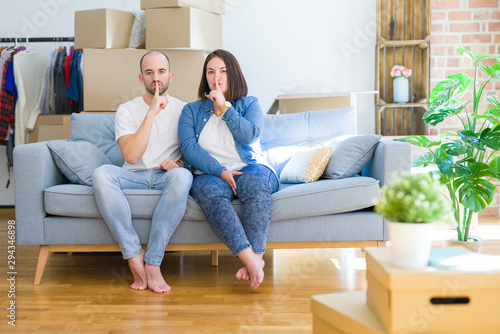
<box><xmin>92</xmin><ymin>50</ymin><xmax>278</xmax><ymax>294</ymax></box>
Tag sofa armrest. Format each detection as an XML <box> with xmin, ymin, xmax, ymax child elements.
<box><xmin>365</xmin><ymin>140</ymin><xmax>411</xmax><ymax>187</ymax></box>
<box><xmin>13</xmin><ymin>140</ymin><xmax>68</xmax><ymax>245</ymax></box>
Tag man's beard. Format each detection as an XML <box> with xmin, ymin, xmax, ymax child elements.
<box><xmin>146</xmin><ymin>81</ymin><xmax>169</xmax><ymax>95</ymax></box>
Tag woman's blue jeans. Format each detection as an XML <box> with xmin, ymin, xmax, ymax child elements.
<box><xmin>92</xmin><ymin>165</ymin><xmax>193</xmax><ymax>266</ymax></box>
<box><xmin>191</xmin><ymin>164</ymin><xmax>279</xmax><ymax>256</ymax></box>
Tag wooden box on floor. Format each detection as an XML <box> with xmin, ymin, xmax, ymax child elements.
<box><xmin>29</xmin><ymin>115</ymin><xmax>71</xmax><ymax>143</ymax></box>
<box><xmin>145</xmin><ymin>7</ymin><xmax>222</xmax><ymax>51</ymax></box>
<box><xmin>366</xmin><ymin>248</ymin><xmax>500</xmax><ymax>333</ymax></box>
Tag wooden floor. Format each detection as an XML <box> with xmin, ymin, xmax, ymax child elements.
<box><xmin>1</xmin><ymin>213</ymin><xmax>499</xmax><ymax>333</ymax></box>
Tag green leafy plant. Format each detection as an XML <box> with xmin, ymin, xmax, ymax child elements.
<box><xmin>396</xmin><ymin>46</ymin><xmax>500</xmax><ymax>241</ymax></box>
<box><xmin>374</xmin><ymin>173</ymin><xmax>448</xmax><ymax>223</ymax></box>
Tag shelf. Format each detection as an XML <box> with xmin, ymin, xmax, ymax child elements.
<box><xmin>375</xmin><ymin>0</ymin><xmax>430</xmax><ymax>136</ymax></box>
<box><xmin>378</xmin><ymin>36</ymin><xmax>429</xmax><ymax>49</ymax></box>
<box><xmin>378</xmin><ymin>102</ymin><xmax>428</xmax><ymax>111</ymax></box>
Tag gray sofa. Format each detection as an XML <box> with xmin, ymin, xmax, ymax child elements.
<box><xmin>14</xmin><ymin>107</ymin><xmax>410</xmax><ymax>285</ymax></box>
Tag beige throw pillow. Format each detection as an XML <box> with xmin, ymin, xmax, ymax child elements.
<box><xmin>279</xmin><ymin>147</ymin><xmax>333</xmax><ymax>183</ymax></box>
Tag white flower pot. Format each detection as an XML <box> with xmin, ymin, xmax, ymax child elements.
<box><xmin>388</xmin><ymin>221</ymin><xmax>434</xmax><ymax>269</ymax></box>
<box><xmin>393</xmin><ymin>76</ymin><xmax>409</xmax><ymax>103</ymax></box>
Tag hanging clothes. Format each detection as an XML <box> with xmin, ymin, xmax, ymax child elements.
<box><xmin>5</xmin><ymin>56</ymin><xmax>18</xmax><ymax>105</ymax></box>
<box><xmin>0</xmin><ymin>47</ymin><xmax>8</xmax><ymax>92</ymax></box>
<box><xmin>67</xmin><ymin>50</ymin><xmax>80</xmax><ymax>109</ymax></box>
<box><xmin>39</xmin><ymin>49</ymin><xmax>54</xmax><ymax>115</ymax></box>
<box><xmin>64</xmin><ymin>51</ymin><xmax>71</xmax><ymax>88</ymax></box>
<box><xmin>13</xmin><ymin>50</ymin><xmax>47</xmax><ymax>146</ymax></box>
<box><xmin>49</xmin><ymin>48</ymin><xmax>58</xmax><ymax>114</ymax></box>
<box><xmin>0</xmin><ymin>48</ymin><xmax>13</xmax><ymax>94</ymax></box>
<box><xmin>77</xmin><ymin>50</ymin><xmax>84</xmax><ymax>113</ymax></box>
<box><xmin>0</xmin><ymin>57</ymin><xmax>15</xmax><ymax>142</ymax></box>
<box><xmin>54</xmin><ymin>47</ymin><xmax>70</xmax><ymax>114</ymax></box>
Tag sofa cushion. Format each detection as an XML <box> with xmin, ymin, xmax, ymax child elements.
<box><xmin>260</xmin><ymin>107</ymin><xmax>357</xmax><ymax>177</ymax></box>
<box><xmin>44</xmin><ymin>177</ymin><xmax>380</xmax><ymax>223</ymax></box>
<box><xmin>47</xmin><ymin>140</ymin><xmax>112</xmax><ymax>186</ymax></box>
<box><xmin>44</xmin><ymin>184</ymin><xmax>209</xmax><ymax>221</ymax></box>
<box><xmin>69</xmin><ymin>113</ymin><xmax>125</xmax><ymax>167</ymax></box>
<box><xmin>323</xmin><ymin>134</ymin><xmax>382</xmax><ymax>179</ymax></box>
<box><xmin>279</xmin><ymin>147</ymin><xmax>332</xmax><ymax>183</ymax></box>
<box><xmin>272</xmin><ymin>177</ymin><xmax>380</xmax><ymax>221</ymax></box>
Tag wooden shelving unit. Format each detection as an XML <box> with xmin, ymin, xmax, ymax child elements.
<box><xmin>375</xmin><ymin>0</ymin><xmax>430</xmax><ymax>136</ymax></box>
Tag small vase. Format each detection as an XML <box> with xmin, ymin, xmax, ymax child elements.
<box><xmin>393</xmin><ymin>76</ymin><xmax>409</xmax><ymax>103</ymax></box>
<box><xmin>388</xmin><ymin>221</ymin><xmax>434</xmax><ymax>269</ymax></box>
<box><xmin>445</xmin><ymin>236</ymin><xmax>482</xmax><ymax>253</ymax></box>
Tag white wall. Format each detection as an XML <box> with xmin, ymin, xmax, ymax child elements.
<box><xmin>0</xmin><ymin>0</ymin><xmax>376</xmax><ymax>205</ymax></box>
<box><xmin>223</xmin><ymin>0</ymin><xmax>377</xmax><ymax>129</ymax></box>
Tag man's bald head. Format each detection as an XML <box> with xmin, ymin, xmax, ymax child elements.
<box><xmin>140</xmin><ymin>51</ymin><xmax>170</xmax><ymax>74</ymax></box>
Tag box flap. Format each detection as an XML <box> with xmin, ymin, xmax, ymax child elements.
<box><xmin>366</xmin><ymin>248</ymin><xmax>500</xmax><ymax>291</ymax></box>
<box><xmin>141</xmin><ymin>0</ymin><xmax>225</xmax><ymax>15</ymax></box>
<box><xmin>266</xmin><ymin>92</ymin><xmax>375</xmax><ymax>114</ymax></box>
<box><xmin>311</xmin><ymin>291</ymin><xmax>386</xmax><ymax>333</ymax></box>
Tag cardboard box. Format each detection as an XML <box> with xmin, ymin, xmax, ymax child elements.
<box><xmin>266</xmin><ymin>92</ymin><xmax>357</xmax><ymax>115</ymax></box>
<box><xmin>83</xmin><ymin>48</ymin><xmax>205</xmax><ymax>111</ymax></box>
<box><xmin>366</xmin><ymin>248</ymin><xmax>500</xmax><ymax>333</ymax></box>
<box><xmin>29</xmin><ymin>115</ymin><xmax>71</xmax><ymax>143</ymax></box>
<box><xmin>311</xmin><ymin>291</ymin><xmax>387</xmax><ymax>334</ymax></box>
<box><xmin>146</xmin><ymin>7</ymin><xmax>222</xmax><ymax>51</ymax></box>
<box><xmin>75</xmin><ymin>9</ymin><xmax>135</xmax><ymax>49</ymax></box>
<box><xmin>141</xmin><ymin>0</ymin><xmax>225</xmax><ymax>15</ymax></box>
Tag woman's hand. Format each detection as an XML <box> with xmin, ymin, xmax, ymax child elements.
<box><xmin>221</xmin><ymin>170</ymin><xmax>243</xmax><ymax>195</ymax></box>
<box><xmin>206</xmin><ymin>80</ymin><xmax>226</xmax><ymax>116</ymax></box>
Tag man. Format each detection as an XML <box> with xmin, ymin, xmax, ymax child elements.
<box><xmin>92</xmin><ymin>51</ymin><xmax>192</xmax><ymax>293</ymax></box>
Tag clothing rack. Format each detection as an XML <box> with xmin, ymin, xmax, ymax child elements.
<box><xmin>0</xmin><ymin>37</ymin><xmax>74</xmax><ymax>43</ymax></box>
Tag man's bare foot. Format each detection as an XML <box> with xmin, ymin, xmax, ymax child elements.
<box><xmin>145</xmin><ymin>263</ymin><xmax>171</xmax><ymax>293</ymax></box>
<box><xmin>237</xmin><ymin>249</ymin><xmax>265</xmax><ymax>289</ymax></box>
<box><xmin>128</xmin><ymin>249</ymin><xmax>147</xmax><ymax>290</ymax></box>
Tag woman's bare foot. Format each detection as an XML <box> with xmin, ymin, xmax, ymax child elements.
<box><xmin>235</xmin><ymin>266</ymin><xmax>250</xmax><ymax>283</ymax></box>
<box><xmin>236</xmin><ymin>258</ymin><xmax>265</xmax><ymax>284</ymax></box>
<box><xmin>145</xmin><ymin>263</ymin><xmax>171</xmax><ymax>293</ymax></box>
<box><xmin>128</xmin><ymin>249</ymin><xmax>147</xmax><ymax>290</ymax></box>
<box><xmin>237</xmin><ymin>249</ymin><xmax>265</xmax><ymax>289</ymax></box>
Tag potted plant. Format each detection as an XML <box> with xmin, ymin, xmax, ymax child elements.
<box><xmin>374</xmin><ymin>173</ymin><xmax>447</xmax><ymax>269</ymax></box>
<box><xmin>396</xmin><ymin>46</ymin><xmax>500</xmax><ymax>251</ymax></box>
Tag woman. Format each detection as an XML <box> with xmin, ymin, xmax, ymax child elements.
<box><xmin>178</xmin><ymin>49</ymin><xmax>278</xmax><ymax>289</ymax></box>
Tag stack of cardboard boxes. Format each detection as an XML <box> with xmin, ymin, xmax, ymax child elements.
<box><xmin>74</xmin><ymin>1</ymin><xmax>225</xmax><ymax>114</ymax></box>
<box><xmin>33</xmin><ymin>1</ymin><xmax>225</xmax><ymax>142</ymax></box>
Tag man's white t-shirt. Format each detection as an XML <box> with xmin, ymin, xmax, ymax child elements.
<box><xmin>196</xmin><ymin>113</ymin><xmax>247</xmax><ymax>174</ymax></box>
<box><xmin>115</xmin><ymin>95</ymin><xmax>186</xmax><ymax>171</ymax></box>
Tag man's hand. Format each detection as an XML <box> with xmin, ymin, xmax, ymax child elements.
<box><xmin>158</xmin><ymin>158</ymin><xmax>179</xmax><ymax>171</ymax></box>
<box><xmin>221</xmin><ymin>170</ymin><xmax>242</xmax><ymax>195</ymax></box>
<box><xmin>150</xmin><ymin>83</ymin><xmax>168</xmax><ymax>115</ymax></box>
<box><xmin>206</xmin><ymin>80</ymin><xmax>226</xmax><ymax>116</ymax></box>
